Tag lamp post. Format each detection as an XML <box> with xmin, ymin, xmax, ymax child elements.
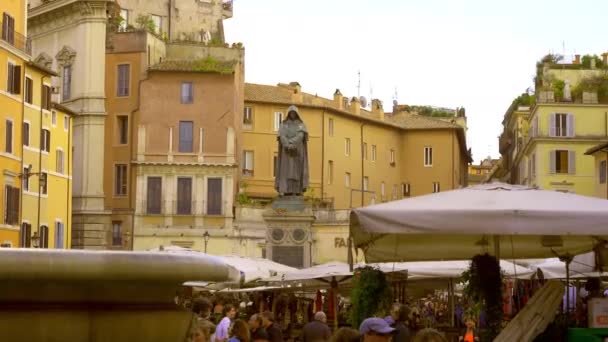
<box><xmin>203</xmin><ymin>231</ymin><xmax>210</xmax><ymax>253</ymax></box>
<box><xmin>31</xmin><ymin>231</ymin><xmax>40</xmax><ymax>248</ymax></box>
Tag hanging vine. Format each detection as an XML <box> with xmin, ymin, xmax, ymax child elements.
<box><xmin>462</xmin><ymin>253</ymin><xmax>504</xmax><ymax>342</ymax></box>
<box><xmin>349</xmin><ymin>266</ymin><xmax>393</xmax><ymax>328</ymax></box>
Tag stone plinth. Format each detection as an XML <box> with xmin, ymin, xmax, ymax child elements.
<box><xmin>263</xmin><ymin>196</ymin><xmax>315</xmax><ymax>269</ymax></box>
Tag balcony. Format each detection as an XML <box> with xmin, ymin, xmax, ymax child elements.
<box><xmin>1</xmin><ymin>22</ymin><xmax>31</xmax><ymax>55</ymax></box>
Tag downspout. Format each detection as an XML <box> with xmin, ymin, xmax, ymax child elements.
<box><xmin>130</xmin><ymin>75</ymin><xmax>148</xmax><ymax>251</ymax></box>
<box><xmin>320</xmin><ymin>108</ymin><xmax>325</xmax><ymax>199</ymax></box>
<box><xmin>37</xmin><ymin>75</ymin><xmax>49</xmax><ymax>240</ymax></box>
<box><xmin>66</xmin><ymin>115</ymin><xmax>71</xmax><ymax>248</ymax></box>
<box><xmin>451</xmin><ymin>130</ymin><xmax>455</xmax><ymax>189</ymax></box>
<box><xmin>360</xmin><ymin>123</ymin><xmax>366</xmax><ymax>206</ymax></box>
<box><xmin>168</xmin><ymin>0</ymin><xmax>172</xmax><ymax>41</ymax></box>
<box><xmin>19</xmin><ymin>65</ymin><xmax>26</xmax><ymax>239</ymax></box>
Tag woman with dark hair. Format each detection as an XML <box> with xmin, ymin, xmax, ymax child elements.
<box><xmin>229</xmin><ymin>319</ymin><xmax>251</xmax><ymax>342</ymax></box>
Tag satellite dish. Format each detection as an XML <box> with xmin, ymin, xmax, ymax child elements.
<box><xmin>359</xmin><ymin>96</ymin><xmax>368</xmax><ymax>108</ymax></box>
<box><xmin>393</xmin><ymin>99</ymin><xmax>398</xmax><ymax>106</ymax></box>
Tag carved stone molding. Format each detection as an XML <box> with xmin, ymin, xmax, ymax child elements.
<box><xmin>34</xmin><ymin>52</ymin><xmax>53</xmax><ymax>69</ymax></box>
<box><xmin>56</xmin><ymin>45</ymin><xmax>77</xmax><ymax>67</ymax></box>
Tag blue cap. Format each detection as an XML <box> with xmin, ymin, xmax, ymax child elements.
<box><xmin>359</xmin><ymin>318</ymin><xmax>396</xmax><ymax>335</ymax></box>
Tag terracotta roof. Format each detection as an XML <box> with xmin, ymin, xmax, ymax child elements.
<box><xmin>149</xmin><ymin>59</ymin><xmax>236</xmax><ymax>74</ymax></box>
<box><xmin>385</xmin><ymin>113</ymin><xmax>461</xmax><ymax>130</ymax></box>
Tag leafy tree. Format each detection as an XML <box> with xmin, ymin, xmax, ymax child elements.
<box><xmin>135</xmin><ymin>14</ymin><xmax>156</xmax><ymax>33</ymax></box>
<box><xmin>349</xmin><ymin>266</ymin><xmax>392</xmax><ymax>328</ymax></box>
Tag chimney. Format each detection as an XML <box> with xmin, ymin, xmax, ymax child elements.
<box><xmin>334</xmin><ymin>89</ymin><xmax>343</xmax><ymax>110</ymax></box>
<box><xmin>350</xmin><ymin>97</ymin><xmax>360</xmax><ymax>115</ymax></box>
<box><xmin>574</xmin><ymin>54</ymin><xmax>581</xmax><ymax>64</ymax></box>
<box><xmin>371</xmin><ymin>99</ymin><xmax>384</xmax><ymax>120</ymax></box>
<box><xmin>289</xmin><ymin>82</ymin><xmax>302</xmax><ymax>103</ymax></box>
<box><xmin>603</xmin><ymin>53</ymin><xmax>608</xmax><ymax>65</ymax></box>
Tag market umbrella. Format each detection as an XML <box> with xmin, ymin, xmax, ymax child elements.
<box><xmin>350</xmin><ymin>183</ymin><xmax>608</xmax><ymax>263</ymax></box>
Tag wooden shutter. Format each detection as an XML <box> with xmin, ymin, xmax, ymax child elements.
<box><xmin>6</xmin><ymin>64</ymin><xmax>13</xmax><ymax>93</ymax></box>
<box><xmin>20</xmin><ymin>223</ymin><xmax>31</xmax><ymax>247</ymax></box>
<box><xmin>12</xmin><ymin>65</ymin><xmax>20</xmax><ymax>95</ymax></box>
<box><xmin>549</xmin><ymin>114</ymin><xmax>556</xmax><ymax>137</ymax></box>
<box><xmin>549</xmin><ymin>150</ymin><xmax>556</xmax><ymax>174</ymax></box>
<box><xmin>40</xmin><ymin>225</ymin><xmax>49</xmax><ymax>248</ymax></box>
<box><xmin>567</xmin><ymin>114</ymin><xmax>575</xmax><ymax>137</ymax></box>
<box><xmin>568</xmin><ymin>151</ymin><xmax>576</xmax><ymax>174</ymax></box>
<box><xmin>146</xmin><ymin>177</ymin><xmax>162</xmax><ymax>214</ymax></box>
<box><xmin>5</xmin><ymin>186</ymin><xmax>19</xmax><ymax>225</ymax></box>
<box><xmin>5</xmin><ymin>120</ymin><xmax>12</xmax><ymax>153</ymax></box>
<box><xmin>177</xmin><ymin>178</ymin><xmax>192</xmax><ymax>214</ymax></box>
<box><xmin>2</xmin><ymin>13</ymin><xmax>8</xmax><ymax>41</ymax></box>
<box><xmin>55</xmin><ymin>222</ymin><xmax>64</xmax><ymax>249</ymax></box>
<box><xmin>207</xmin><ymin>178</ymin><xmax>222</xmax><ymax>215</ymax></box>
<box><xmin>7</xmin><ymin>14</ymin><xmax>14</xmax><ymax>44</ymax></box>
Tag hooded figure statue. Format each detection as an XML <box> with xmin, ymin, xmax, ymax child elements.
<box><xmin>275</xmin><ymin>105</ymin><xmax>309</xmax><ymax>196</ymax></box>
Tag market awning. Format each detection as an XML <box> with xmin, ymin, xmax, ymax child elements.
<box><xmin>350</xmin><ymin>183</ymin><xmax>608</xmax><ymax>263</ymax></box>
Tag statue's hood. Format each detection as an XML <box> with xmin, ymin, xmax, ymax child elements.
<box><xmin>286</xmin><ymin>105</ymin><xmax>303</xmax><ymax>122</ymax></box>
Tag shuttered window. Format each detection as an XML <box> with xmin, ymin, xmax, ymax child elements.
<box><xmin>433</xmin><ymin>182</ymin><xmax>440</xmax><ymax>193</ymax></box>
<box><xmin>177</xmin><ymin>177</ymin><xmax>192</xmax><ymax>215</ymax></box>
<box><xmin>56</xmin><ymin>149</ymin><xmax>64</xmax><ymax>174</ymax></box>
<box><xmin>402</xmin><ymin>183</ymin><xmax>410</xmax><ymax>197</ymax></box>
<box><xmin>424</xmin><ymin>147</ymin><xmax>433</xmax><ymax>166</ymax></box>
<box><xmin>3</xmin><ymin>185</ymin><xmax>19</xmax><ymax>225</ymax></box>
<box><xmin>55</xmin><ymin>222</ymin><xmax>64</xmax><ymax>249</ymax></box>
<box><xmin>146</xmin><ymin>177</ymin><xmax>162</xmax><ymax>214</ymax></box>
<box><xmin>42</xmin><ymin>85</ymin><xmax>51</xmax><ymax>110</ymax></box>
<box><xmin>181</xmin><ymin>82</ymin><xmax>193</xmax><ymax>104</ymax></box>
<box><xmin>40</xmin><ymin>173</ymin><xmax>48</xmax><ymax>194</ymax></box>
<box><xmin>2</xmin><ymin>13</ymin><xmax>15</xmax><ymax>44</ymax></box>
<box><xmin>5</xmin><ymin>119</ymin><xmax>12</xmax><ymax>153</ymax></box>
<box><xmin>242</xmin><ymin>150</ymin><xmax>254</xmax><ymax>176</ymax></box>
<box><xmin>117</xmin><ymin>64</ymin><xmax>130</xmax><ymax>97</ymax></box>
<box><xmin>112</xmin><ymin>222</ymin><xmax>122</xmax><ymax>246</ymax></box>
<box><xmin>20</xmin><ymin>223</ymin><xmax>31</xmax><ymax>247</ymax></box>
<box><xmin>23</xmin><ymin>122</ymin><xmax>29</xmax><ymax>146</ymax></box>
<box><xmin>549</xmin><ymin>113</ymin><xmax>574</xmax><ymax>137</ymax></box>
<box><xmin>371</xmin><ymin>145</ymin><xmax>377</xmax><ymax>161</ymax></box>
<box><xmin>41</xmin><ymin>129</ymin><xmax>50</xmax><ymax>152</ymax></box>
<box><xmin>243</xmin><ymin>107</ymin><xmax>253</xmax><ymax>128</ymax></box>
<box><xmin>179</xmin><ymin>121</ymin><xmax>193</xmax><ymax>152</ymax></box>
<box><xmin>117</xmin><ymin>116</ymin><xmax>128</xmax><ymax>144</ymax></box>
<box><xmin>328</xmin><ymin>160</ymin><xmax>333</xmax><ymax>184</ymax></box>
<box><xmin>6</xmin><ymin>62</ymin><xmax>20</xmax><ymax>95</ymax></box>
<box><xmin>273</xmin><ymin>112</ymin><xmax>283</xmax><ymax>131</ymax></box>
<box><xmin>328</xmin><ymin>118</ymin><xmax>334</xmax><ymax>136</ymax></box>
<box><xmin>549</xmin><ymin>150</ymin><xmax>575</xmax><ymax>174</ymax></box>
<box><xmin>114</xmin><ymin>164</ymin><xmax>127</xmax><ymax>196</ymax></box>
<box><xmin>24</xmin><ymin>77</ymin><xmax>33</xmax><ymax>104</ymax></box>
<box><xmin>207</xmin><ymin>178</ymin><xmax>222</xmax><ymax>215</ymax></box>
<box><xmin>40</xmin><ymin>225</ymin><xmax>49</xmax><ymax>248</ymax></box>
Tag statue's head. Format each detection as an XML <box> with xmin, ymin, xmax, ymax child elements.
<box><xmin>286</xmin><ymin>105</ymin><xmax>301</xmax><ymax>121</ymax></box>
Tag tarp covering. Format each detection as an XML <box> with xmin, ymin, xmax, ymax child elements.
<box><xmin>517</xmin><ymin>252</ymin><xmax>601</xmax><ymax>279</ymax></box>
<box><xmin>350</xmin><ymin>183</ymin><xmax>608</xmax><ymax>262</ymax></box>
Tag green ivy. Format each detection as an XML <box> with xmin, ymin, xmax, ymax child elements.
<box><xmin>349</xmin><ymin>266</ymin><xmax>392</xmax><ymax>328</ymax></box>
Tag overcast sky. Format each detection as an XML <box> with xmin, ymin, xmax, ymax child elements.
<box><xmin>224</xmin><ymin>0</ymin><xmax>608</xmax><ymax>162</ymax></box>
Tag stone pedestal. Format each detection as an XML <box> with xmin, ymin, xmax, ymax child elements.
<box><xmin>263</xmin><ymin>196</ymin><xmax>315</xmax><ymax>269</ymax></box>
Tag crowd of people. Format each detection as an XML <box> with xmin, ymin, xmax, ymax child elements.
<box><xmin>188</xmin><ymin>298</ymin><xmax>479</xmax><ymax>342</ymax></box>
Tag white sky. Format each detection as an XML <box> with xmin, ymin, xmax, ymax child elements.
<box><xmin>224</xmin><ymin>0</ymin><xmax>608</xmax><ymax>162</ymax></box>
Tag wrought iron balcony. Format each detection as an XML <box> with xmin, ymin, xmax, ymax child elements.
<box><xmin>1</xmin><ymin>22</ymin><xmax>31</xmax><ymax>55</ymax></box>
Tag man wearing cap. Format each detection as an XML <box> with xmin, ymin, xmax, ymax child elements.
<box><xmin>359</xmin><ymin>318</ymin><xmax>396</xmax><ymax>342</ymax></box>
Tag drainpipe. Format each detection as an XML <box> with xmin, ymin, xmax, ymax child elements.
<box><xmin>19</xmin><ymin>65</ymin><xmax>26</xmax><ymax>239</ymax></box>
<box><xmin>66</xmin><ymin>115</ymin><xmax>71</xmax><ymax>248</ymax></box>
<box><xmin>360</xmin><ymin>123</ymin><xmax>366</xmax><ymax>206</ymax></box>
<box><xmin>168</xmin><ymin>0</ymin><xmax>172</xmax><ymax>41</ymax></box>
<box><xmin>129</xmin><ymin>75</ymin><xmax>148</xmax><ymax>251</ymax></box>
<box><xmin>320</xmin><ymin>108</ymin><xmax>325</xmax><ymax>200</ymax></box>
<box><xmin>37</xmin><ymin>75</ymin><xmax>49</xmax><ymax>241</ymax></box>
<box><xmin>452</xmin><ymin>130</ymin><xmax>455</xmax><ymax>189</ymax></box>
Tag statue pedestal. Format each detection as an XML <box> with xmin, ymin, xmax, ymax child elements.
<box><xmin>263</xmin><ymin>196</ymin><xmax>315</xmax><ymax>269</ymax></box>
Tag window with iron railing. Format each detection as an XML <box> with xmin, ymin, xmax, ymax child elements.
<box><xmin>1</xmin><ymin>14</ymin><xmax>31</xmax><ymax>54</ymax></box>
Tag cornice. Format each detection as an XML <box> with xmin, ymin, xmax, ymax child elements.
<box><xmin>28</xmin><ymin>1</ymin><xmax>112</xmax><ymax>37</ymax></box>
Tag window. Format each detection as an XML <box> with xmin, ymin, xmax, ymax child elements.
<box><xmin>371</xmin><ymin>145</ymin><xmax>377</xmax><ymax>161</ymax></box>
<box><xmin>180</xmin><ymin>82</ymin><xmax>193</xmax><ymax>104</ymax></box>
<box><xmin>273</xmin><ymin>112</ymin><xmax>283</xmax><ymax>131</ymax></box>
<box><xmin>40</xmin><ymin>173</ymin><xmax>48</xmax><ymax>194</ymax></box>
<box><xmin>42</xmin><ymin>85</ymin><xmax>51</xmax><ymax>110</ymax></box>
<box><xmin>402</xmin><ymin>183</ymin><xmax>410</xmax><ymax>197</ymax></box>
<box><xmin>114</xmin><ymin>164</ymin><xmax>127</xmax><ymax>196</ymax></box>
<box><xmin>22</xmin><ymin>167</ymin><xmax>29</xmax><ymax>191</ymax></box>
<box><xmin>392</xmin><ymin>184</ymin><xmax>398</xmax><ymax>199</ymax></box>
<box><xmin>64</xmin><ymin>115</ymin><xmax>69</xmax><ymax>131</ymax></box>
<box><xmin>363</xmin><ymin>176</ymin><xmax>369</xmax><ymax>191</ymax></box>
<box><xmin>242</xmin><ymin>150</ymin><xmax>254</xmax><ymax>176</ymax></box>
<box><xmin>243</xmin><ymin>107</ymin><xmax>253</xmax><ymax>128</ymax></box>
<box><xmin>328</xmin><ymin>118</ymin><xmax>334</xmax><ymax>136</ymax></box>
<box><xmin>345</xmin><ymin>138</ymin><xmax>351</xmax><ymax>156</ymax></box>
<box><xmin>390</xmin><ymin>149</ymin><xmax>396</xmax><ymax>165</ymax></box>
<box><xmin>177</xmin><ymin>178</ymin><xmax>193</xmax><ymax>215</ymax></box>
<box><xmin>41</xmin><ymin>129</ymin><xmax>50</xmax><ymax>152</ymax></box>
<box><xmin>550</xmin><ymin>150</ymin><xmax>575</xmax><ymax>174</ymax></box>
<box><xmin>363</xmin><ymin>143</ymin><xmax>368</xmax><ymax>160</ymax></box>
<box><xmin>119</xmin><ymin>9</ymin><xmax>129</xmax><ymax>31</ymax></box>
<box><xmin>345</xmin><ymin>172</ymin><xmax>351</xmax><ymax>187</ymax></box>
<box><xmin>112</xmin><ymin>222</ymin><xmax>122</xmax><ymax>246</ymax></box>
<box><xmin>381</xmin><ymin>182</ymin><xmax>385</xmax><ymax>198</ymax></box>
<box><xmin>5</xmin><ymin>119</ymin><xmax>12</xmax><ymax>153</ymax></box>
<box><xmin>20</xmin><ymin>223</ymin><xmax>31</xmax><ymax>247</ymax></box>
<box><xmin>550</xmin><ymin>113</ymin><xmax>574</xmax><ymax>137</ymax></box>
<box><xmin>3</xmin><ymin>185</ymin><xmax>19</xmax><ymax>225</ymax></box>
<box><xmin>178</xmin><ymin>121</ymin><xmax>193</xmax><ymax>152</ymax></box>
<box><xmin>40</xmin><ymin>225</ymin><xmax>49</xmax><ymax>248</ymax></box>
<box><xmin>433</xmin><ymin>182</ymin><xmax>440</xmax><ymax>193</ymax></box>
<box><xmin>24</xmin><ymin>77</ymin><xmax>33</xmax><ymax>104</ymax></box>
<box><xmin>151</xmin><ymin>14</ymin><xmax>162</xmax><ymax>34</ymax></box>
<box><xmin>55</xmin><ymin>222</ymin><xmax>64</xmax><ymax>249</ymax></box>
<box><xmin>273</xmin><ymin>153</ymin><xmax>278</xmax><ymax>177</ymax></box>
<box><xmin>328</xmin><ymin>160</ymin><xmax>334</xmax><ymax>184</ymax></box>
<box><xmin>6</xmin><ymin>62</ymin><xmax>21</xmax><ymax>95</ymax></box>
<box><xmin>117</xmin><ymin>64</ymin><xmax>130</xmax><ymax>97</ymax></box>
<box><xmin>62</xmin><ymin>65</ymin><xmax>72</xmax><ymax>100</ymax></box>
<box><xmin>56</xmin><ymin>149</ymin><xmax>64</xmax><ymax>174</ymax></box>
<box><xmin>424</xmin><ymin>147</ymin><xmax>433</xmax><ymax>166</ymax></box>
<box><xmin>2</xmin><ymin>13</ymin><xmax>15</xmax><ymax>44</ymax></box>
<box><xmin>23</xmin><ymin>122</ymin><xmax>29</xmax><ymax>146</ymax></box>
<box><xmin>116</xmin><ymin>115</ymin><xmax>128</xmax><ymax>144</ymax></box>
<box><xmin>207</xmin><ymin>178</ymin><xmax>222</xmax><ymax>215</ymax></box>
<box><xmin>601</xmin><ymin>160</ymin><xmax>607</xmax><ymax>184</ymax></box>
<box><xmin>146</xmin><ymin>177</ymin><xmax>162</xmax><ymax>214</ymax></box>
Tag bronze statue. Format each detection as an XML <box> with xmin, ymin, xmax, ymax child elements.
<box><xmin>275</xmin><ymin>105</ymin><xmax>309</xmax><ymax>196</ymax></box>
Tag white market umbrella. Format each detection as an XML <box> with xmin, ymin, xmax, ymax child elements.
<box><xmin>350</xmin><ymin>182</ymin><xmax>608</xmax><ymax>263</ymax></box>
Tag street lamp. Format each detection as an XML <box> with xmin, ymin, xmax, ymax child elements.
<box><xmin>203</xmin><ymin>231</ymin><xmax>210</xmax><ymax>253</ymax></box>
<box><xmin>31</xmin><ymin>232</ymin><xmax>40</xmax><ymax>248</ymax></box>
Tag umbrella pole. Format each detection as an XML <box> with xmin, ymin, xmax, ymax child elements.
<box><xmin>558</xmin><ymin>254</ymin><xmax>573</xmax><ymax>318</ymax></box>
<box><xmin>449</xmin><ymin>279</ymin><xmax>455</xmax><ymax>328</ymax></box>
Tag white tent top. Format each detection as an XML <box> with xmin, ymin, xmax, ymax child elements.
<box><xmin>351</xmin><ymin>183</ymin><xmax>608</xmax><ymax>262</ymax></box>
<box><xmin>517</xmin><ymin>252</ymin><xmax>601</xmax><ymax>279</ymax></box>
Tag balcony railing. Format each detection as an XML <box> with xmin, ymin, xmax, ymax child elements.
<box><xmin>1</xmin><ymin>22</ymin><xmax>31</xmax><ymax>55</ymax></box>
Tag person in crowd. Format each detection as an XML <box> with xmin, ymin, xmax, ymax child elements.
<box><xmin>229</xmin><ymin>319</ymin><xmax>251</xmax><ymax>342</ymax></box>
<box><xmin>458</xmin><ymin>317</ymin><xmax>479</xmax><ymax>342</ymax></box>
<box><xmin>388</xmin><ymin>304</ymin><xmax>411</xmax><ymax>342</ymax></box>
<box><xmin>301</xmin><ymin>311</ymin><xmax>331</xmax><ymax>342</ymax></box>
<box><xmin>193</xmin><ymin>298</ymin><xmax>217</xmax><ymax>330</ymax></box>
<box><xmin>191</xmin><ymin>325</ymin><xmax>211</xmax><ymax>342</ymax></box>
<box><xmin>261</xmin><ymin>311</ymin><xmax>283</xmax><ymax>342</ymax></box>
<box><xmin>330</xmin><ymin>327</ymin><xmax>360</xmax><ymax>342</ymax></box>
<box><xmin>216</xmin><ymin>304</ymin><xmax>237</xmax><ymax>342</ymax></box>
<box><xmin>412</xmin><ymin>329</ymin><xmax>447</xmax><ymax>342</ymax></box>
<box><xmin>359</xmin><ymin>317</ymin><xmax>395</xmax><ymax>342</ymax></box>
<box><xmin>249</xmin><ymin>314</ymin><xmax>269</xmax><ymax>342</ymax></box>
